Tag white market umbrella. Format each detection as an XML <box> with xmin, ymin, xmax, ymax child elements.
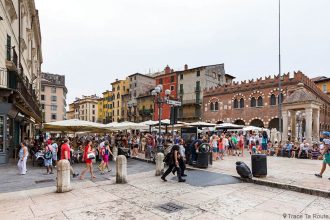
<box><xmin>43</xmin><ymin>119</ymin><xmax>108</xmax><ymax>133</ymax></box>
<box><xmin>215</xmin><ymin>123</ymin><xmax>244</xmax><ymax>129</ymax></box>
<box><xmin>187</xmin><ymin>121</ymin><xmax>216</xmax><ymax>127</ymax></box>
<box><xmin>243</xmin><ymin>126</ymin><xmax>269</xmax><ymax>132</ymax></box>
<box><xmin>113</xmin><ymin>121</ymin><xmax>148</xmax><ymax>130</ymax></box>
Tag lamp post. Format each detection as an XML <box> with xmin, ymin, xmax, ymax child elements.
<box><xmin>152</xmin><ymin>85</ymin><xmax>171</xmax><ymax>152</ymax></box>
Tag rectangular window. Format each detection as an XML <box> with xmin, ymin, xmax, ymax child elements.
<box><xmin>92</xmin><ymin>110</ymin><xmax>95</xmax><ymax>115</ymax></box>
<box><xmin>323</xmin><ymin>84</ymin><xmax>327</xmax><ymax>93</ymax></box>
<box><xmin>41</xmin><ymin>95</ymin><xmax>45</xmax><ymax>101</ymax></box>
<box><xmin>41</xmin><ymin>104</ymin><xmax>45</xmax><ymax>110</ymax></box>
<box><xmin>51</xmin><ymin>105</ymin><xmax>57</xmax><ymax>111</ymax></box>
<box><xmin>6</xmin><ymin>35</ymin><xmax>11</xmax><ymax>60</ymax></box>
<box><xmin>51</xmin><ymin>87</ymin><xmax>56</xmax><ymax>93</ymax></box>
<box><xmin>93</xmin><ymin>105</ymin><xmax>95</xmax><ymax>108</ymax></box>
<box><xmin>197</xmin><ymin>71</ymin><xmax>200</xmax><ymax>77</ymax></box>
<box><xmin>170</xmin><ymin>85</ymin><xmax>174</xmax><ymax>91</ymax></box>
<box><xmin>92</xmin><ymin>116</ymin><xmax>95</xmax><ymax>122</ymax></box>
<box><xmin>159</xmin><ymin>78</ymin><xmax>163</xmax><ymax>84</ymax></box>
<box><xmin>41</xmin><ymin>86</ymin><xmax>45</xmax><ymax>92</ymax></box>
<box><xmin>180</xmin><ymin>84</ymin><xmax>183</xmax><ymax>93</ymax></box>
<box><xmin>51</xmin><ymin>96</ymin><xmax>57</xmax><ymax>102</ymax></box>
<box><xmin>51</xmin><ymin>114</ymin><xmax>57</xmax><ymax>120</ymax></box>
<box><xmin>180</xmin><ymin>74</ymin><xmax>183</xmax><ymax>80</ymax></box>
<box><xmin>170</xmin><ymin>75</ymin><xmax>175</xmax><ymax>82</ymax></box>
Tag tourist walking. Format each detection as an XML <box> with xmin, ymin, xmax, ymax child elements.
<box><xmin>61</xmin><ymin>137</ymin><xmax>79</xmax><ymax>178</ymax></box>
<box><xmin>17</xmin><ymin>142</ymin><xmax>28</xmax><ymax>175</ymax></box>
<box><xmin>80</xmin><ymin>140</ymin><xmax>96</xmax><ymax>180</ymax></box>
<box><xmin>161</xmin><ymin>145</ymin><xmax>186</xmax><ymax>182</ymax></box>
<box><xmin>44</xmin><ymin>140</ymin><xmax>54</xmax><ymax>174</ymax></box>
<box><xmin>210</xmin><ymin>134</ymin><xmax>219</xmax><ymax>161</ymax></box>
<box><xmin>315</xmin><ymin>132</ymin><xmax>330</xmax><ymax>179</ymax></box>
<box><xmin>51</xmin><ymin>139</ymin><xmax>58</xmax><ymax>167</ymax></box>
<box><xmin>100</xmin><ymin>142</ymin><xmax>113</xmax><ymax>174</ymax></box>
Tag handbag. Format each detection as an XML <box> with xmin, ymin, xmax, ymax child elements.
<box><xmin>87</xmin><ymin>152</ymin><xmax>95</xmax><ymax>159</ymax></box>
<box><xmin>44</xmin><ymin>151</ymin><xmax>53</xmax><ymax>159</ymax></box>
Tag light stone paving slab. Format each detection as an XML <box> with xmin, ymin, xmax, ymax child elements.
<box><xmin>189</xmin><ymin>212</ymin><xmax>231</xmax><ymax>220</ymax></box>
<box><xmin>0</xmin><ymin>206</ymin><xmax>35</xmax><ymax>220</ymax></box>
<box><xmin>23</xmin><ymin>212</ymin><xmax>68</xmax><ymax>220</ymax></box>
<box><xmin>233</xmin><ymin>210</ymin><xmax>283</xmax><ymax>220</ymax></box>
<box><xmin>255</xmin><ymin>199</ymin><xmax>307</xmax><ymax>216</ymax></box>
<box><xmin>63</xmin><ymin>199</ymin><xmax>165</xmax><ymax>220</ymax></box>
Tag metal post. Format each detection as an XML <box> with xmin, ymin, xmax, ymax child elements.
<box><xmin>158</xmin><ymin>95</ymin><xmax>162</xmax><ymax>151</ymax></box>
<box><xmin>278</xmin><ymin>0</ymin><xmax>282</xmax><ymax>140</ymax></box>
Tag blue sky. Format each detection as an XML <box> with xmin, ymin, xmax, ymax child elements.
<box><xmin>35</xmin><ymin>0</ymin><xmax>330</xmax><ymax>104</ymax></box>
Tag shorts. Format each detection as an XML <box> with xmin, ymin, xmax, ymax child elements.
<box><xmin>323</xmin><ymin>154</ymin><xmax>330</xmax><ymax>164</ymax></box>
<box><xmin>44</xmin><ymin>158</ymin><xmax>52</xmax><ymax>166</ymax></box>
<box><xmin>212</xmin><ymin>147</ymin><xmax>218</xmax><ymax>153</ymax></box>
<box><xmin>261</xmin><ymin>143</ymin><xmax>267</xmax><ymax>151</ymax></box>
<box><xmin>219</xmin><ymin>149</ymin><xmax>224</xmax><ymax>153</ymax></box>
<box><xmin>103</xmin><ymin>155</ymin><xmax>109</xmax><ymax>163</ymax></box>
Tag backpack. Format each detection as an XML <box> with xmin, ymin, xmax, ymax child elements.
<box><xmin>163</xmin><ymin>152</ymin><xmax>172</xmax><ymax>165</ymax></box>
<box><xmin>44</xmin><ymin>146</ymin><xmax>53</xmax><ymax>159</ymax></box>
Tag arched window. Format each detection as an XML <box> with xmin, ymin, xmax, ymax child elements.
<box><xmin>210</xmin><ymin>102</ymin><xmax>214</xmax><ymax>111</ymax></box>
<box><xmin>270</xmin><ymin>94</ymin><xmax>276</xmax><ymax>106</ymax></box>
<box><xmin>117</xmin><ymin>92</ymin><xmax>120</xmax><ymax>99</ymax></box>
<box><xmin>239</xmin><ymin>98</ymin><xmax>244</xmax><ymax>108</ymax></box>
<box><xmin>233</xmin><ymin>99</ymin><xmax>238</xmax><ymax>109</ymax></box>
<box><xmin>214</xmin><ymin>102</ymin><xmax>219</xmax><ymax>111</ymax></box>
<box><xmin>257</xmin><ymin>96</ymin><xmax>263</xmax><ymax>107</ymax></box>
<box><xmin>251</xmin><ymin>97</ymin><xmax>256</xmax><ymax>107</ymax></box>
<box><xmin>278</xmin><ymin>93</ymin><xmax>284</xmax><ymax>104</ymax></box>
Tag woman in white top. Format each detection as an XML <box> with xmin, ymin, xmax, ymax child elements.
<box><xmin>17</xmin><ymin>142</ymin><xmax>29</xmax><ymax>175</ymax></box>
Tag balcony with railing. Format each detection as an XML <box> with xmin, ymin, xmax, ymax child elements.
<box><xmin>138</xmin><ymin>108</ymin><xmax>153</xmax><ymax>116</ymax></box>
<box><xmin>194</xmin><ymin>86</ymin><xmax>201</xmax><ymax>92</ymax></box>
<box><xmin>6</xmin><ymin>47</ymin><xmax>18</xmax><ymax>71</ymax></box>
<box><xmin>0</xmin><ymin>70</ymin><xmax>41</xmax><ymax>120</ymax></box>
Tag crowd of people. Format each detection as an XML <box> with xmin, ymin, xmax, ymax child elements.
<box><xmin>16</xmin><ymin>129</ymin><xmax>330</xmax><ymax>182</ymax></box>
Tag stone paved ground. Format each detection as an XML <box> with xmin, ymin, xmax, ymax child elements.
<box><xmin>138</xmin><ymin>149</ymin><xmax>330</xmax><ymax>193</ymax></box>
<box><xmin>1</xmin><ymin>160</ymin><xmax>330</xmax><ymax>220</ymax></box>
<box><xmin>0</xmin><ymin>159</ymin><xmax>153</xmax><ymax>193</ymax></box>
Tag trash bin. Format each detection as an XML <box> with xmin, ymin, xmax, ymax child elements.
<box><xmin>196</xmin><ymin>152</ymin><xmax>209</xmax><ymax>168</ymax></box>
<box><xmin>251</xmin><ymin>154</ymin><xmax>267</xmax><ymax>177</ymax></box>
<box><xmin>196</xmin><ymin>143</ymin><xmax>210</xmax><ymax>168</ymax></box>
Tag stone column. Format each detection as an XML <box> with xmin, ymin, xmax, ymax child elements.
<box><xmin>313</xmin><ymin>109</ymin><xmax>320</xmax><ymax>141</ymax></box>
<box><xmin>282</xmin><ymin>110</ymin><xmax>288</xmax><ymax>142</ymax></box>
<box><xmin>290</xmin><ymin>111</ymin><xmax>296</xmax><ymax>141</ymax></box>
<box><xmin>155</xmin><ymin>153</ymin><xmax>164</xmax><ymax>176</ymax></box>
<box><xmin>305</xmin><ymin>108</ymin><xmax>313</xmax><ymax>144</ymax></box>
<box><xmin>116</xmin><ymin>155</ymin><xmax>127</xmax><ymax>184</ymax></box>
<box><xmin>56</xmin><ymin>160</ymin><xmax>72</xmax><ymax>193</ymax></box>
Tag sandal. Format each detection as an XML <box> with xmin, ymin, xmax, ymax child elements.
<box><xmin>314</xmin><ymin>174</ymin><xmax>322</xmax><ymax>178</ymax></box>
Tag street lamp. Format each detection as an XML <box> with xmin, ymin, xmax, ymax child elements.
<box><xmin>152</xmin><ymin>85</ymin><xmax>171</xmax><ymax>152</ymax></box>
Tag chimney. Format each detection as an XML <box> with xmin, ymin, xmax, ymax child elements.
<box><xmin>165</xmin><ymin>65</ymin><xmax>171</xmax><ymax>74</ymax></box>
<box><xmin>184</xmin><ymin>64</ymin><xmax>188</xmax><ymax>70</ymax></box>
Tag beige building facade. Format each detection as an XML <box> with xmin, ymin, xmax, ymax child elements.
<box><xmin>40</xmin><ymin>72</ymin><xmax>67</xmax><ymax>122</ymax></box>
<box><xmin>68</xmin><ymin>95</ymin><xmax>99</xmax><ymax>122</ymax></box>
<box><xmin>0</xmin><ymin>0</ymin><xmax>43</xmax><ymax>164</ymax></box>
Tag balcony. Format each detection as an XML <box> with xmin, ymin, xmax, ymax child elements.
<box><xmin>5</xmin><ymin>48</ymin><xmax>18</xmax><ymax>71</ymax></box>
<box><xmin>0</xmin><ymin>70</ymin><xmax>41</xmax><ymax>121</ymax></box>
<box><xmin>195</xmin><ymin>86</ymin><xmax>201</xmax><ymax>92</ymax></box>
<box><xmin>139</xmin><ymin>109</ymin><xmax>153</xmax><ymax>116</ymax></box>
<box><xmin>182</xmin><ymin>99</ymin><xmax>202</xmax><ymax>105</ymax></box>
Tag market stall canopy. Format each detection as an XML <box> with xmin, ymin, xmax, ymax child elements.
<box><xmin>187</xmin><ymin>121</ymin><xmax>216</xmax><ymax>127</ymax></box>
<box><xmin>215</xmin><ymin>123</ymin><xmax>244</xmax><ymax>129</ymax></box>
<box><xmin>104</xmin><ymin>122</ymin><xmax>119</xmax><ymax>128</ymax></box>
<box><xmin>110</xmin><ymin>121</ymin><xmax>149</xmax><ymax>130</ymax></box>
<box><xmin>243</xmin><ymin>126</ymin><xmax>269</xmax><ymax>132</ymax></box>
<box><xmin>43</xmin><ymin>119</ymin><xmax>108</xmax><ymax>133</ymax></box>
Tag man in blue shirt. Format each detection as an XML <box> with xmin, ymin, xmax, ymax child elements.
<box><xmin>281</xmin><ymin>141</ymin><xmax>292</xmax><ymax>157</ymax></box>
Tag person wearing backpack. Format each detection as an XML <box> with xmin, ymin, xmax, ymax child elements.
<box><xmin>44</xmin><ymin>140</ymin><xmax>54</xmax><ymax>174</ymax></box>
<box><xmin>161</xmin><ymin>145</ymin><xmax>186</xmax><ymax>182</ymax></box>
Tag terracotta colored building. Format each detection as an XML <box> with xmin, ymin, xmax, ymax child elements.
<box><xmin>154</xmin><ymin>65</ymin><xmax>178</xmax><ymax>120</ymax></box>
<box><xmin>203</xmin><ymin>71</ymin><xmax>330</xmax><ymax>142</ymax></box>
